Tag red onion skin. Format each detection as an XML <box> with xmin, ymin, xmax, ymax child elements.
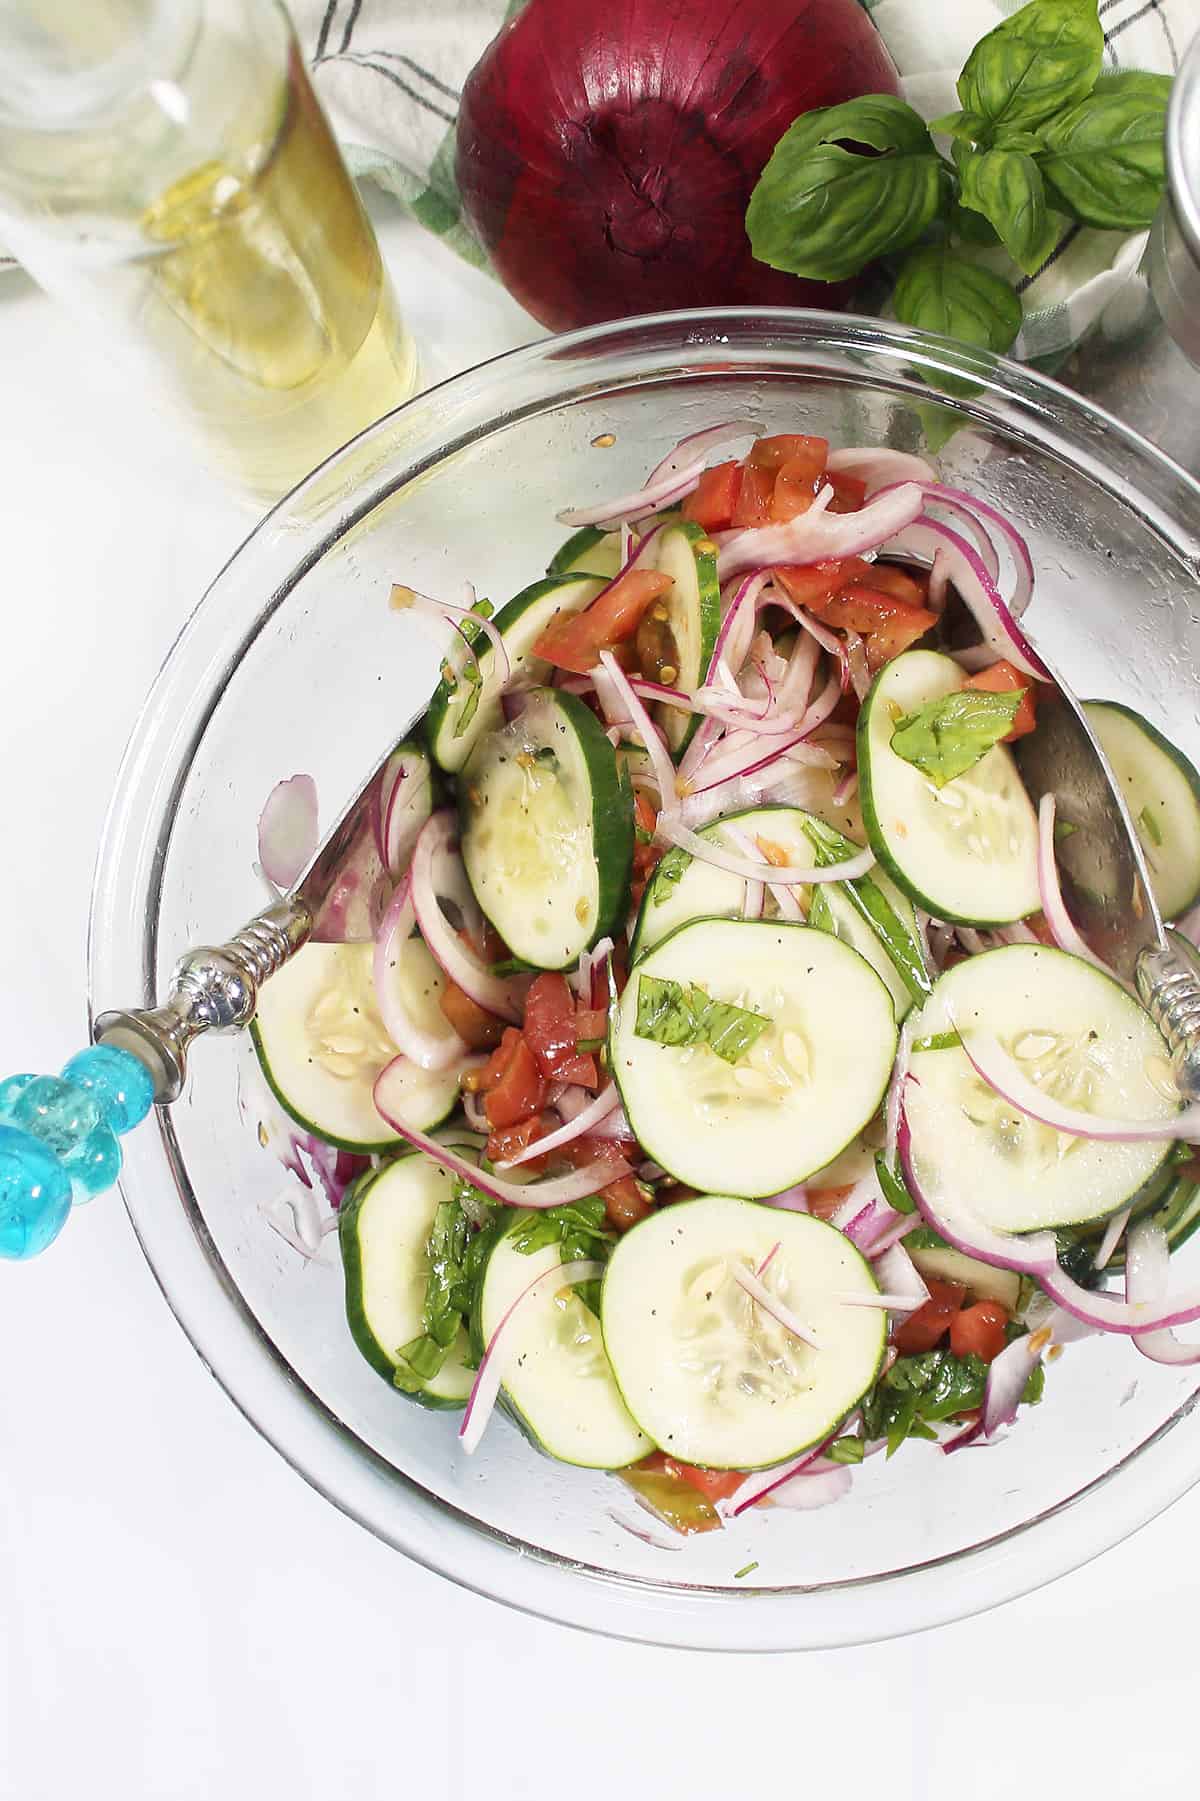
<box><xmin>456</xmin><ymin>0</ymin><xmax>899</xmax><ymax>330</ymax></box>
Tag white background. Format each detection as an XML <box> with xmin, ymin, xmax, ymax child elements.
<box><xmin>1</xmin><ymin>203</ymin><xmax>1198</xmax><ymax>1801</ymax></box>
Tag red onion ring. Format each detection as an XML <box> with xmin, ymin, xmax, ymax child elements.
<box><xmin>733</xmin><ymin>1262</ymin><xmax>822</xmax><ymax>1348</ymax></box>
<box><xmin>410</xmin><ymin>812</ymin><xmax>524</xmax><ymax>1022</ymax></box>
<box><xmin>716</xmin><ymin>482</ymin><xmax>924</xmax><ymax>581</ymax></box>
<box><xmin>882</xmin><ymin>518</ymin><xmax>1047</xmax><ymax>681</ymax></box>
<box><xmin>1035</xmin><ymin>794</ymin><xmax>1117</xmax><ymax>979</ymax></box>
<box><xmin>597</xmin><ymin>650</ymin><xmax>678</xmax><ymax>810</ymax></box>
<box><xmin>655</xmin><ymin>814</ymin><xmax>874</xmax><ymax>885</ymax></box>
<box><xmin>556</xmin><ymin>462</ymin><xmax>705</xmax><ymax>529</ymax></box>
<box><xmin>825</xmin><ymin>447</ymin><xmax>935</xmax><ymax>490</ymax></box>
<box><xmin>643</xmin><ymin>419</ymin><xmax>760</xmax><ymax>490</ymax></box>
<box><xmin>382</xmin><ymin>750</ymin><xmax>433</xmax><ymax>879</ymax></box>
<box><xmin>498</xmin><ymin>1082</ymin><xmax>621</xmax><ymax>1168</ymax></box>
<box><xmin>953</xmin><ymin>1023</ymin><xmax>1194</xmax><ymax>1144</ymax></box>
<box><xmin>724</xmin><ymin>1428</ymin><xmax>843</xmax><ymax>1516</ymax></box>
<box><xmin>391</xmin><ymin>583</ymin><xmax>510</xmax><ymax>686</ymax></box>
<box><xmin>373</xmin><ymin>876</ymin><xmax>468</xmax><ymax>1071</ymax></box>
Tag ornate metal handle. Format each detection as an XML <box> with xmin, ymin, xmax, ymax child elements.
<box><xmin>0</xmin><ymin>898</ymin><xmax>311</xmax><ymax>1260</ymax></box>
<box><xmin>1137</xmin><ymin>936</ymin><xmax>1200</xmax><ymax>1103</ymax></box>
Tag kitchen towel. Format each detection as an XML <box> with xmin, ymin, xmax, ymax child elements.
<box><xmin>295</xmin><ymin>0</ymin><xmax>1195</xmax><ymax>361</ymax></box>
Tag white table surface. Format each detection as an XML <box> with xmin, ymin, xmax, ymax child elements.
<box><xmin>2</xmin><ymin>203</ymin><xmax>1198</xmax><ymax>1801</ymax></box>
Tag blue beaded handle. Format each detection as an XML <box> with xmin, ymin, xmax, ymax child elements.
<box><xmin>1</xmin><ymin>898</ymin><xmax>312</xmax><ymax>1260</ymax></box>
<box><xmin>0</xmin><ymin>1047</ymin><xmax>155</xmax><ymax>1259</ymax></box>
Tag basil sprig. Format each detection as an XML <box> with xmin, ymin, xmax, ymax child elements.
<box><xmin>746</xmin><ymin>0</ymin><xmax>1172</xmax><ymax>380</ymax></box>
<box><xmin>889</xmin><ymin>687</ymin><xmax>1025</xmax><ymax>786</ymax></box>
<box><xmin>634</xmin><ymin>973</ymin><xmax>772</xmax><ymax>1065</ymax></box>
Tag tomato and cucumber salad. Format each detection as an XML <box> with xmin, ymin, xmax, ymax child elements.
<box><xmin>247</xmin><ymin>422</ymin><xmax>1200</xmax><ymax>1542</ymax></box>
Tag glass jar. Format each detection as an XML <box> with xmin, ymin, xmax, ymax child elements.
<box><xmin>0</xmin><ymin>0</ymin><xmax>418</xmax><ymax>500</ymax></box>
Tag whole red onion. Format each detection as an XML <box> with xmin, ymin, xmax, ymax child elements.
<box><xmin>456</xmin><ymin>0</ymin><xmax>900</xmax><ymax>331</ymax></box>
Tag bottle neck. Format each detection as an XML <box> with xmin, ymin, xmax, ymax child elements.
<box><xmin>0</xmin><ymin>0</ymin><xmax>204</xmax><ymax>132</ymax></box>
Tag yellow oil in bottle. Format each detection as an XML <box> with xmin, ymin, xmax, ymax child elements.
<box><xmin>0</xmin><ymin>5</ymin><xmax>417</xmax><ymax>500</ymax></box>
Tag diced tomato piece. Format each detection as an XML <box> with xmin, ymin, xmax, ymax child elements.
<box><xmin>770</xmin><ymin>444</ymin><xmax>830</xmax><ymax>523</ymax></box>
<box><xmin>857</xmin><ymin>561</ymin><xmax>929</xmax><ymax>608</ymax></box>
<box><xmin>893</xmin><ymin>1278</ymin><xmax>966</xmax><ymax>1355</ymax></box>
<box><xmin>949</xmin><ymin>1301</ymin><xmax>1010</xmax><ymax>1364</ymax></box>
<box><xmin>731</xmin><ymin>462</ymin><xmax>775</xmax><ymax>529</ymax></box>
<box><xmin>438</xmin><ymin>979</ymin><xmax>504</xmax><ymax>1051</ymax></box>
<box><xmin>748</xmin><ymin>432</ymin><xmax>829</xmax><ymax>475</ymax></box>
<box><xmin>773</xmin><ymin>558</ymin><xmax>864</xmax><ymax>614</ymax></box>
<box><xmin>806</xmin><ymin>1184</ymin><xmax>856</xmax><ymax>1221</ymax></box>
<box><xmin>963</xmin><ymin>659</ymin><xmax>1038</xmax><ymax>740</ymax></box>
<box><xmin>532</xmin><ymin>569</ymin><xmax>673</xmax><ymax>675</ymax></box>
<box><xmin>558</xmin><ymin>1132</ymin><xmax>637</xmax><ymax>1175</ymax></box>
<box><xmin>824</xmin><ymin>586</ymin><xmax>938</xmax><ymax>671</ymax></box>
<box><xmin>663</xmin><ymin>1459</ymin><xmax>745</xmax><ymax>1503</ymax></box>
<box><xmin>522</xmin><ymin>972</ymin><xmax>598</xmax><ymax>1087</ymax></box>
<box><xmin>826</xmin><ymin>472</ymin><xmax>867</xmax><ymax>514</ymax></box>
<box><xmin>682</xmin><ymin>460</ymin><xmax>740</xmax><ymax>531</ymax></box>
<box><xmin>630</xmin><ymin>788</ymin><xmax>662</xmax><ymax>905</ymax></box>
<box><xmin>602</xmin><ymin>1173</ymin><xmax>654</xmax><ymax>1231</ymax></box>
<box><xmin>485</xmin><ymin>1113</ymin><xmax>554</xmax><ymax>1170</ymax></box>
<box><xmin>481</xmin><ymin>1028</ymin><xmax>547</xmax><ymax>1129</ymax></box>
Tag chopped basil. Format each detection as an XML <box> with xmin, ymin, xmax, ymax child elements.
<box><xmin>634</xmin><ymin>973</ymin><xmax>772</xmax><ymax>1065</ymax></box>
<box><xmin>910</xmin><ymin>1029</ymin><xmax>962</xmax><ymax>1052</ymax></box>
<box><xmin>874</xmin><ymin>1152</ymin><xmax>917</xmax><ymax>1217</ymax></box>
<box><xmin>651</xmin><ymin>845</ymin><xmax>690</xmax><ymax>903</ymax></box>
<box><xmin>452</xmin><ymin>660</ymin><xmax>483</xmax><ymax>737</ymax></box>
<box><xmin>393</xmin><ymin>1190</ymin><xmax>493</xmax><ymax>1393</ymax></box>
<box><xmin>827</xmin><ymin>1436</ymin><xmax>866</xmax><ymax>1464</ymax></box>
<box><xmin>861</xmin><ymin>1343</ymin><xmax>1044</xmax><ymax>1456</ymax></box>
<box><xmin>890</xmin><ymin>688</ymin><xmax>1024</xmax><ymax>787</ymax></box>
<box><xmin>510</xmin><ymin>1196</ymin><xmax>614</xmax><ymax>1315</ymax></box>
<box><xmin>733</xmin><ymin>1561</ymin><xmax>760</xmax><ymax>1580</ymax></box>
<box><xmin>575</xmin><ymin>1036</ymin><xmax>605</xmax><ymax>1054</ymax></box>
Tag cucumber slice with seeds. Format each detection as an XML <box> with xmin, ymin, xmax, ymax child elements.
<box><xmin>601</xmin><ymin>1196</ymin><xmax>885</xmax><ymax>1468</ymax></box>
<box><xmin>459</xmin><ymin>687</ymin><xmax>633</xmax><ymax>969</ymax></box>
<box><xmin>808</xmin><ymin>865</ymin><xmax>930</xmax><ymax>1020</ymax></box>
<box><xmin>427</xmin><ymin>574</ymin><xmax>605</xmax><ymax>774</ymax></box>
<box><xmin>651</xmin><ymin>518</ymin><xmax>721</xmax><ymax>757</ymax></box>
<box><xmin>251</xmin><ymin>942</ymin><xmax>458</xmax><ymax>1151</ymax></box>
<box><xmin>472</xmin><ymin>1218</ymin><xmax>649</xmax><ymax>1469</ymax></box>
<box><xmin>611</xmin><ymin>916</ymin><xmax>898</xmax><ymax>1197</ymax></box>
<box><xmin>1083</xmin><ymin>700</ymin><xmax>1200</xmax><ymax>919</ymax></box>
<box><xmin>547</xmin><ymin>527</ymin><xmax>623</xmax><ymax>579</ymax></box>
<box><xmin>907</xmin><ymin>944</ymin><xmax>1178</xmax><ymax>1232</ymax></box>
<box><xmin>339</xmin><ymin>1152</ymin><xmax>475</xmax><ymax>1408</ymax></box>
<box><xmin>858</xmin><ymin>649</ymin><xmax>1040</xmax><ymax>925</ymax></box>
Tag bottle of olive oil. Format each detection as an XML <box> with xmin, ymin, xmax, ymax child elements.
<box><xmin>0</xmin><ymin>0</ymin><xmax>417</xmax><ymax>500</ymax></box>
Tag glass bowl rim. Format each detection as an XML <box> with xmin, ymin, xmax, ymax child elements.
<box><xmin>88</xmin><ymin>305</ymin><xmax>1200</xmax><ymax>1651</ymax></box>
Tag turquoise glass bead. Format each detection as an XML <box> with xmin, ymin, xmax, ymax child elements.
<box><xmin>62</xmin><ymin>1045</ymin><xmax>155</xmax><ymax>1135</ymax></box>
<box><xmin>0</xmin><ymin>1122</ymin><xmax>73</xmax><ymax>1258</ymax></box>
<box><xmin>1</xmin><ymin>1075</ymin><xmax>100</xmax><ymax>1159</ymax></box>
<box><xmin>63</xmin><ymin>1125</ymin><xmax>122</xmax><ymax>1200</ymax></box>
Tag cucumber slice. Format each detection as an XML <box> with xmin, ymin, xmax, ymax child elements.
<box><xmin>474</xmin><ymin>1218</ymin><xmax>649</xmax><ymax>1468</ymax></box>
<box><xmin>907</xmin><ymin>944</ymin><xmax>1178</xmax><ymax>1232</ymax></box>
<box><xmin>1083</xmin><ymin>700</ymin><xmax>1200</xmax><ymax>919</ymax></box>
<box><xmin>858</xmin><ymin>649</ymin><xmax>1040</xmax><ymax>925</ymax></box>
<box><xmin>547</xmin><ymin>527</ymin><xmax>623</xmax><ymax>579</ymax></box>
<box><xmin>630</xmin><ymin>804</ymin><xmax>823</xmax><ymax>960</ymax></box>
<box><xmin>426</xmin><ymin>575</ymin><xmax>605</xmax><ymax>774</ymax></box>
<box><xmin>459</xmin><ymin>687</ymin><xmax>633</xmax><ymax>970</ymax></box>
<box><xmin>601</xmin><ymin>1196</ymin><xmax>885</xmax><ymax>1468</ymax></box>
<box><xmin>651</xmin><ymin>519</ymin><xmax>721</xmax><ymax>757</ymax></box>
<box><xmin>808</xmin><ymin>1131</ymin><xmax>879</xmax><ymax>1189</ymax></box>
<box><xmin>338</xmin><ymin>1153</ymin><xmax>475</xmax><ymax>1408</ymax></box>
<box><xmin>808</xmin><ymin>865</ymin><xmax>930</xmax><ymax>1020</ymax></box>
<box><xmin>251</xmin><ymin>943</ymin><xmax>459</xmax><ymax>1151</ymax></box>
<box><xmin>611</xmin><ymin>917</ymin><xmax>898</xmax><ymax>1197</ymax></box>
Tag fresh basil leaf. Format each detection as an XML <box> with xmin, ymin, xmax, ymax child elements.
<box><xmin>911</xmin><ymin>1030</ymin><xmax>963</xmax><ymax>1052</ymax></box>
<box><xmin>931</xmin><ymin>108</ymin><xmax>992</xmax><ymax>143</ymax></box>
<box><xmin>892</xmin><ymin>249</ymin><xmax>1022</xmax><ymax>382</ymax></box>
<box><xmin>747</xmin><ymin>95</ymin><xmax>944</xmax><ymax>282</ymax></box>
<box><xmin>992</xmin><ymin>128</ymin><xmax>1046</xmax><ymax>153</ymax></box>
<box><xmin>799</xmin><ymin>814</ymin><xmax>861</xmax><ymax>867</ymax></box>
<box><xmin>509</xmin><ymin>1196</ymin><xmax>613</xmax><ymax>1261</ymax></box>
<box><xmin>651</xmin><ymin>845</ymin><xmax>690</xmax><ymax>905</ymax></box>
<box><xmin>949</xmin><ymin>200</ymin><xmax>1002</xmax><ymax>247</ymax></box>
<box><xmin>393</xmin><ymin>1332</ymin><xmax>451</xmax><ymax>1392</ymax></box>
<box><xmin>874</xmin><ymin>1152</ymin><xmax>917</xmax><ymax>1216</ymax></box>
<box><xmin>634</xmin><ymin>973</ymin><xmax>772</xmax><ymax>1065</ymax></box>
<box><xmin>891</xmin><ymin>687</ymin><xmax>1024</xmax><ymax>786</ymax></box>
<box><xmin>957</xmin><ymin>0</ymin><xmax>1103</xmax><ymax>133</ymax></box>
<box><xmin>956</xmin><ymin>147</ymin><xmax>1059</xmax><ymax>274</ymax></box>
<box><xmin>827</xmin><ymin>1436</ymin><xmax>866</xmax><ymax>1465</ymax></box>
<box><xmin>861</xmin><ymin>1348</ymin><xmax>990</xmax><ymax>1455</ymax></box>
<box><xmin>1038</xmin><ymin>77</ymin><xmax>1171</xmax><ymax>229</ymax></box>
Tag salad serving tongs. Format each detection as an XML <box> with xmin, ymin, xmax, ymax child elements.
<box><xmin>5</xmin><ymin>645</ymin><xmax>1200</xmax><ymax>1260</ymax></box>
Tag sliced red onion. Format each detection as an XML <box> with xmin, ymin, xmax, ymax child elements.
<box><xmin>905</xmin><ymin>481</ymin><xmax>1033</xmax><ymax>616</ymax></box>
<box><xmin>871</xmin><ymin>1242</ymin><xmax>929</xmax><ymax>1313</ymax></box>
<box><xmin>597</xmin><ymin>650</ymin><xmax>678</xmax><ymax>812</ymax></box>
<box><xmin>716</xmin><ymin>482</ymin><xmax>924</xmax><ymax>581</ymax></box>
<box><xmin>1035</xmin><ymin>794</ymin><xmax>1116</xmax><ymax>979</ymax></box>
<box><xmin>825</xmin><ymin>447</ymin><xmax>935</xmax><ymax>491</ymax></box>
<box><xmin>644</xmin><ymin>418</ymin><xmax>760</xmax><ymax>490</ymax></box>
<box><xmin>829</xmin><ymin>1177</ymin><xmax>883</xmax><ymax>1236</ymax></box>
<box><xmin>382</xmin><ymin>749</ymin><xmax>433</xmax><ymax>879</ymax></box>
<box><xmin>844</xmin><ymin>630</ymin><xmax>870</xmax><ymax>703</ymax></box>
<box><xmin>733</xmin><ymin>1262</ymin><xmax>822</xmax><ymax>1349</ymax></box>
<box><xmin>498</xmin><ymin>1083</ymin><xmax>621</xmax><ymax>1168</ymax></box>
<box><xmin>683</xmin><ymin>725</ymin><xmax>837</xmax><ymax>803</ymax></box>
<box><xmin>390</xmin><ymin>583</ymin><xmax>510</xmax><ymax>685</ymax></box>
<box><xmin>882</xmin><ymin>519</ymin><xmax>1047</xmax><ymax>680</ymax></box>
<box><xmin>779</xmin><ymin>629</ymin><xmax>821</xmax><ymax>712</ymax></box>
<box><xmin>898</xmin><ymin>1097</ymin><xmax>1059</xmax><ymax>1276</ymax></box>
<box><xmin>656</xmin><ymin>813</ymin><xmax>872</xmax><ymax>885</ymax></box>
<box><xmin>410</xmin><ymin>812</ymin><xmax>524</xmax><ymax>1022</ymax></box>
<box><xmin>605</xmin><ymin>1509</ymin><xmax>684</xmax><ymax>1551</ymax></box>
<box><xmin>720</xmin><ymin>821</ymin><xmax>796</xmax><ymax>921</ymax></box>
<box><xmin>1123</xmin><ymin>1218</ymin><xmax>1200</xmax><ymax>1364</ymax></box>
<box><xmin>373</xmin><ymin>877</ymin><xmax>468</xmax><ymax>1071</ymax></box>
<box><xmin>875</xmin><ymin>480</ymin><xmax>1001</xmax><ymax>584</ymax></box>
<box><xmin>460</xmin><ymin>1256</ymin><xmax>604</xmax><ymax>1452</ymax></box>
<box><xmin>757</xmin><ymin>1240</ymin><xmax>782</xmax><ymax>1278</ymax></box>
<box><xmin>371</xmin><ymin>1090</ymin><xmax>628</xmax><ymax>1211</ymax></box>
<box><xmin>981</xmin><ymin>1332</ymin><xmax>1046</xmax><ymax>1438</ymax></box>
<box><xmin>572</xmin><ymin>935</ymin><xmax>614</xmax><ymax>1004</ymax></box>
<box><xmin>676</xmin><ymin>714</ymin><xmax>725</xmax><ymax>788</ymax></box>
<box><xmin>832</xmin><ymin>769</ymin><xmax>859</xmax><ymax>807</ymax></box>
<box><xmin>764</xmin><ymin>1183</ymin><xmax>809</xmax><ymax>1212</ymax></box>
<box><xmin>768</xmin><ymin>1463</ymin><xmax>854</xmax><ymax>1511</ymax></box>
<box><xmin>954</xmin><ymin>1024</ymin><xmax>1195</xmax><ymax>1144</ymax></box>
<box><xmin>711</xmin><ymin>572</ymin><xmax>771</xmax><ymax>680</ymax></box>
<box><xmin>557</xmin><ymin>461</ymin><xmax>706</xmax><ymax>529</ymax></box>
<box><xmin>257</xmin><ymin>773</ymin><xmax>318</xmax><ymax>888</ymax></box>
<box><xmin>928</xmin><ymin>548</ymin><xmax>950</xmax><ymax>615</ymax></box>
<box><xmin>1094</xmin><ymin>1205</ymin><xmax>1132</xmax><ymax>1271</ymax></box>
<box><xmin>884</xmin><ymin>1018</ymin><xmax>915</xmax><ymax>1172</ymax></box>
<box><xmin>724</xmin><ymin>1429</ymin><xmax>842</xmax><ymax>1516</ymax></box>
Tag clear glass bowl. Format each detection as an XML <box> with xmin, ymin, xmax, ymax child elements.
<box><xmin>90</xmin><ymin>310</ymin><xmax>1200</xmax><ymax>1651</ymax></box>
